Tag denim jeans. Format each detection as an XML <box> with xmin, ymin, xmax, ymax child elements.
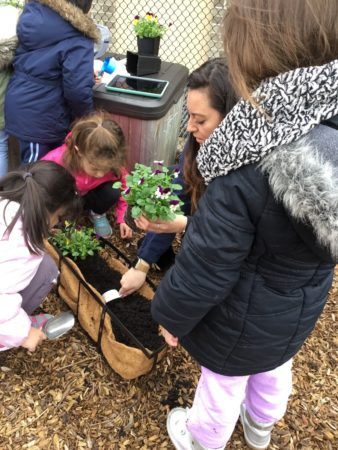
<box><xmin>0</xmin><ymin>129</ymin><xmax>8</xmax><ymax>177</ymax></box>
<box><xmin>187</xmin><ymin>360</ymin><xmax>293</xmax><ymax>449</ymax></box>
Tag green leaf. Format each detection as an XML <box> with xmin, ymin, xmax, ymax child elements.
<box><xmin>131</xmin><ymin>206</ymin><xmax>142</xmax><ymax>218</ymax></box>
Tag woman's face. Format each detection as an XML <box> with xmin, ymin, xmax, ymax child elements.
<box><xmin>186</xmin><ymin>88</ymin><xmax>223</xmax><ymax>144</ymax></box>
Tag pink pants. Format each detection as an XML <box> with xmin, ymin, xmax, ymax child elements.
<box><xmin>187</xmin><ymin>359</ymin><xmax>293</xmax><ymax>449</ymax></box>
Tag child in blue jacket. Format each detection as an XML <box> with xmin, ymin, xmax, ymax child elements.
<box><xmin>5</xmin><ymin>0</ymin><xmax>99</xmax><ymax>163</ymax></box>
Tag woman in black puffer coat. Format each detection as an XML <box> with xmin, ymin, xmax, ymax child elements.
<box><xmin>151</xmin><ymin>1</ymin><xmax>338</xmax><ymax>449</ymax></box>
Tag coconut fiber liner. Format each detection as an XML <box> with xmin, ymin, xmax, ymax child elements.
<box><xmin>45</xmin><ymin>241</ymin><xmax>166</xmax><ymax>380</ymax></box>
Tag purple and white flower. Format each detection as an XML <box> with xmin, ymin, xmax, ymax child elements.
<box><xmin>155</xmin><ymin>186</ymin><xmax>171</xmax><ymax>199</ymax></box>
<box><xmin>169</xmin><ymin>199</ymin><xmax>180</xmax><ymax>212</ymax></box>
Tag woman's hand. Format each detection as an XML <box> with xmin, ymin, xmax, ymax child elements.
<box><xmin>120</xmin><ymin>223</ymin><xmax>133</xmax><ymax>239</ymax></box>
<box><xmin>21</xmin><ymin>327</ymin><xmax>46</xmax><ymax>352</ymax></box>
<box><xmin>134</xmin><ymin>215</ymin><xmax>188</xmax><ymax>234</ymax></box>
<box><xmin>119</xmin><ymin>268</ymin><xmax>147</xmax><ymax>297</ymax></box>
<box><xmin>160</xmin><ymin>326</ymin><xmax>178</xmax><ymax>347</ymax></box>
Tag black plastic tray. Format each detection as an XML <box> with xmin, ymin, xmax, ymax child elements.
<box><xmin>93</xmin><ymin>59</ymin><xmax>189</xmax><ymax>120</ymax></box>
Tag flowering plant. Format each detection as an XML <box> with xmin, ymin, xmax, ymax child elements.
<box><xmin>50</xmin><ymin>221</ymin><xmax>101</xmax><ymax>261</ymax></box>
<box><xmin>133</xmin><ymin>12</ymin><xmax>167</xmax><ymax>39</ymax></box>
<box><xmin>0</xmin><ymin>0</ymin><xmax>24</xmax><ymax>7</ymax></box>
<box><xmin>114</xmin><ymin>162</ymin><xmax>183</xmax><ymax>221</ymax></box>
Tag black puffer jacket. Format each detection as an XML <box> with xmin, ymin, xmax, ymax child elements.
<box><xmin>152</xmin><ymin>123</ymin><xmax>337</xmax><ymax>376</ymax></box>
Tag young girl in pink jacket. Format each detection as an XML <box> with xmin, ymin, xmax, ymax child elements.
<box><xmin>0</xmin><ymin>161</ymin><xmax>78</xmax><ymax>352</ymax></box>
<box><xmin>43</xmin><ymin>112</ymin><xmax>132</xmax><ymax>239</ymax></box>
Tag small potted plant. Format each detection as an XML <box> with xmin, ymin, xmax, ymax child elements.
<box><xmin>50</xmin><ymin>221</ymin><xmax>101</xmax><ymax>260</ymax></box>
<box><xmin>47</xmin><ymin>222</ymin><xmax>166</xmax><ymax>379</ymax></box>
<box><xmin>114</xmin><ymin>161</ymin><xmax>184</xmax><ymax>225</ymax></box>
<box><xmin>133</xmin><ymin>12</ymin><xmax>168</xmax><ymax>56</ymax></box>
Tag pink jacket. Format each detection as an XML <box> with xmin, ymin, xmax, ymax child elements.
<box><xmin>0</xmin><ymin>200</ymin><xmax>43</xmax><ymax>350</ymax></box>
<box><xmin>42</xmin><ymin>144</ymin><xmax>128</xmax><ymax>224</ymax></box>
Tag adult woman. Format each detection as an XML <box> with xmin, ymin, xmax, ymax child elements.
<box><xmin>151</xmin><ymin>1</ymin><xmax>338</xmax><ymax>449</ymax></box>
<box><xmin>119</xmin><ymin>58</ymin><xmax>237</xmax><ymax>296</ymax></box>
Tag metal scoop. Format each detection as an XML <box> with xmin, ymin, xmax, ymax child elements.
<box><xmin>42</xmin><ymin>311</ymin><xmax>75</xmax><ymax>340</ymax></box>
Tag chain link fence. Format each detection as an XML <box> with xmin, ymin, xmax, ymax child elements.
<box><xmin>92</xmin><ymin>0</ymin><xmax>227</xmax><ymax>139</ymax></box>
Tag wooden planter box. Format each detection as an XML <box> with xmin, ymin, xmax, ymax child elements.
<box><xmin>46</xmin><ymin>239</ymin><xmax>166</xmax><ymax>380</ymax></box>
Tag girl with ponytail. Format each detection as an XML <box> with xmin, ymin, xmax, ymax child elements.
<box><xmin>43</xmin><ymin>112</ymin><xmax>132</xmax><ymax>239</ymax></box>
<box><xmin>0</xmin><ymin>160</ymin><xmax>78</xmax><ymax>352</ymax></box>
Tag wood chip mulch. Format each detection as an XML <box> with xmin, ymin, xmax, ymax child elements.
<box><xmin>0</xmin><ymin>226</ymin><xmax>337</xmax><ymax>450</ymax></box>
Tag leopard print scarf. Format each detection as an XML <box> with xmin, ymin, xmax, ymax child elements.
<box><xmin>197</xmin><ymin>60</ymin><xmax>338</xmax><ymax>184</ymax></box>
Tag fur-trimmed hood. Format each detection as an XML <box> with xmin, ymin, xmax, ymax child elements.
<box><xmin>0</xmin><ymin>36</ymin><xmax>17</xmax><ymax>70</ymax></box>
<box><xmin>197</xmin><ymin>61</ymin><xmax>338</xmax><ymax>260</ymax></box>
<box><xmin>260</xmin><ymin>123</ymin><xmax>338</xmax><ymax>260</ymax></box>
<box><xmin>27</xmin><ymin>0</ymin><xmax>99</xmax><ymax>42</ymax></box>
<box><xmin>0</xmin><ymin>5</ymin><xmax>21</xmax><ymax>70</ymax></box>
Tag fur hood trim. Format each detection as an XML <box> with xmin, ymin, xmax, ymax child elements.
<box><xmin>0</xmin><ymin>36</ymin><xmax>17</xmax><ymax>70</ymax></box>
<box><xmin>260</xmin><ymin>136</ymin><xmax>338</xmax><ymax>260</ymax></box>
<box><xmin>33</xmin><ymin>0</ymin><xmax>100</xmax><ymax>42</ymax></box>
<box><xmin>0</xmin><ymin>5</ymin><xmax>20</xmax><ymax>70</ymax></box>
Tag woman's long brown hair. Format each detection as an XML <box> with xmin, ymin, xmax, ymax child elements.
<box><xmin>223</xmin><ymin>0</ymin><xmax>338</xmax><ymax>100</ymax></box>
<box><xmin>183</xmin><ymin>58</ymin><xmax>237</xmax><ymax>212</ymax></box>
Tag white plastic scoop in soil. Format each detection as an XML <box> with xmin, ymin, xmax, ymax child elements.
<box><xmin>102</xmin><ymin>289</ymin><xmax>122</xmax><ymax>303</ymax></box>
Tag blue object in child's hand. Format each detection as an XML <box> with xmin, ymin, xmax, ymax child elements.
<box><xmin>99</xmin><ymin>57</ymin><xmax>116</xmax><ymax>76</ymax></box>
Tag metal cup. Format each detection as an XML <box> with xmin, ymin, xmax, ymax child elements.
<box><xmin>42</xmin><ymin>311</ymin><xmax>75</xmax><ymax>340</ymax></box>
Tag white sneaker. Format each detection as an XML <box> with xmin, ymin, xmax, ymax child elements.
<box><xmin>166</xmin><ymin>408</ymin><xmax>208</xmax><ymax>450</ymax></box>
<box><xmin>240</xmin><ymin>404</ymin><xmax>274</xmax><ymax>450</ymax></box>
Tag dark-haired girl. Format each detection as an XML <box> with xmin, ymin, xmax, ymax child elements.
<box><xmin>0</xmin><ymin>161</ymin><xmax>78</xmax><ymax>352</ymax></box>
<box><xmin>5</xmin><ymin>0</ymin><xmax>99</xmax><ymax>163</ymax></box>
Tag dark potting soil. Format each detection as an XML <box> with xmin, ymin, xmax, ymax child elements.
<box><xmin>76</xmin><ymin>253</ymin><xmax>164</xmax><ymax>351</ymax></box>
<box><xmin>161</xmin><ymin>378</ymin><xmax>193</xmax><ymax>409</ymax></box>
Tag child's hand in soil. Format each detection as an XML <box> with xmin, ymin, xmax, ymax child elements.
<box><xmin>159</xmin><ymin>326</ymin><xmax>178</xmax><ymax>347</ymax></box>
<box><xmin>120</xmin><ymin>223</ymin><xmax>133</xmax><ymax>239</ymax></box>
<box><xmin>21</xmin><ymin>327</ymin><xmax>46</xmax><ymax>352</ymax></box>
<box><xmin>134</xmin><ymin>215</ymin><xmax>188</xmax><ymax>234</ymax></box>
<box><xmin>119</xmin><ymin>268</ymin><xmax>146</xmax><ymax>297</ymax></box>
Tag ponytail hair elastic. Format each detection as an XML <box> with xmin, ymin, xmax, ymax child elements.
<box><xmin>23</xmin><ymin>172</ymin><xmax>33</xmax><ymax>181</ymax></box>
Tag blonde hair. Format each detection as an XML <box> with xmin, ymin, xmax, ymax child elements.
<box><xmin>223</xmin><ymin>0</ymin><xmax>338</xmax><ymax>100</ymax></box>
<box><xmin>63</xmin><ymin>112</ymin><xmax>126</xmax><ymax>175</ymax></box>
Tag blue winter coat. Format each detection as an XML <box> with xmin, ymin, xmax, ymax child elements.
<box><xmin>5</xmin><ymin>0</ymin><xmax>99</xmax><ymax>143</ymax></box>
<box><xmin>152</xmin><ymin>122</ymin><xmax>337</xmax><ymax>376</ymax></box>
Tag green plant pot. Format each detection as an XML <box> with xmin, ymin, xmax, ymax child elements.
<box><xmin>137</xmin><ymin>37</ymin><xmax>160</xmax><ymax>56</ymax></box>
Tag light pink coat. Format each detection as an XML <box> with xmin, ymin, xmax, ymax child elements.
<box><xmin>0</xmin><ymin>200</ymin><xmax>43</xmax><ymax>349</ymax></box>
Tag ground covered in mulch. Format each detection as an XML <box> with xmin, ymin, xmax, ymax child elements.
<box><xmin>0</xmin><ymin>224</ymin><xmax>337</xmax><ymax>450</ymax></box>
